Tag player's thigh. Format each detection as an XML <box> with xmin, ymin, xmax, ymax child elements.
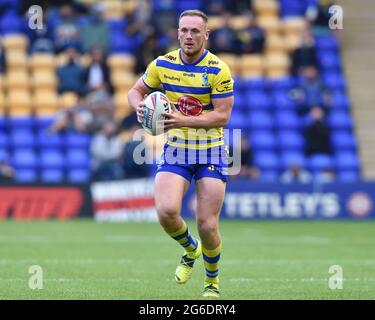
<box><xmin>154</xmin><ymin>171</ymin><xmax>190</xmax><ymax>215</ymax></box>
<box><xmin>195</xmin><ymin>177</ymin><xmax>226</xmax><ymax>222</ymax></box>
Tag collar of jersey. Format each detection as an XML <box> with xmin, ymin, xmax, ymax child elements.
<box><xmin>179</xmin><ymin>49</ymin><xmax>208</xmax><ymax>66</ymax></box>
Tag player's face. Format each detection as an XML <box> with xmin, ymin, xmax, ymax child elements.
<box><xmin>178</xmin><ymin>16</ymin><xmax>209</xmax><ymax>57</ymax></box>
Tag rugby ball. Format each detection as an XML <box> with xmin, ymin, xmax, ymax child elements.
<box><xmin>142</xmin><ymin>91</ymin><xmax>172</xmax><ymax>136</ymax></box>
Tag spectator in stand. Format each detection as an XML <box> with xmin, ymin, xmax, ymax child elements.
<box><xmin>315</xmin><ymin>167</ymin><xmax>336</xmax><ymax>183</ymax></box>
<box><xmin>306</xmin><ymin>0</ymin><xmax>338</xmax><ymax>37</ymax></box>
<box><xmin>159</xmin><ymin>27</ymin><xmax>180</xmax><ymax>53</ymax></box>
<box><xmin>227</xmin><ymin>0</ymin><xmax>253</xmax><ymax>15</ymax></box>
<box><xmin>48</xmin><ymin>98</ymin><xmax>93</xmax><ymax>134</ymax></box>
<box><xmin>85</xmin><ymin>90</ymin><xmax>115</xmax><ymax>133</ymax></box>
<box><xmin>91</xmin><ymin>121</ymin><xmax>123</xmax><ymax>181</ymax></box>
<box><xmin>236</xmin><ymin>14</ymin><xmax>265</xmax><ymax>54</ymax></box>
<box><xmin>134</xmin><ymin>30</ymin><xmax>167</xmax><ymax>74</ymax></box>
<box><xmin>290</xmin><ymin>27</ymin><xmax>318</xmax><ymax>76</ymax></box>
<box><xmin>280</xmin><ymin>164</ymin><xmax>312</xmax><ymax>183</ymax></box>
<box><xmin>28</xmin><ymin>14</ymin><xmax>55</xmax><ymax>54</ymax></box>
<box><xmin>290</xmin><ymin>66</ymin><xmax>332</xmax><ymax>115</ymax></box>
<box><xmin>122</xmin><ymin>123</ymin><xmax>150</xmax><ymax>179</ymax></box>
<box><xmin>304</xmin><ymin>106</ymin><xmax>332</xmax><ymax>156</ymax></box>
<box><xmin>152</xmin><ymin>0</ymin><xmax>177</xmax><ymax>34</ymax></box>
<box><xmin>53</xmin><ymin>3</ymin><xmax>81</xmax><ymax>53</ymax></box>
<box><xmin>57</xmin><ymin>46</ymin><xmax>86</xmax><ymax>96</ymax></box>
<box><xmin>204</xmin><ymin>0</ymin><xmax>229</xmax><ymax>15</ymax></box>
<box><xmin>80</xmin><ymin>3</ymin><xmax>109</xmax><ymax>53</ymax></box>
<box><xmin>0</xmin><ymin>158</ymin><xmax>15</xmax><ymax>183</ymax></box>
<box><xmin>84</xmin><ymin>47</ymin><xmax>113</xmax><ymax>95</ymax></box>
<box><xmin>209</xmin><ymin>13</ymin><xmax>238</xmax><ymax>54</ymax></box>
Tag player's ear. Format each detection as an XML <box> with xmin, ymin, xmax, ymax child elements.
<box><xmin>205</xmin><ymin>28</ymin><xmax>210</xmax><ymax>41</ymax></box>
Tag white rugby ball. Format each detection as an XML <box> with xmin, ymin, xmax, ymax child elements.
<box><xmin>142</xmin><ymin>91</ymin><xmax>172</xmax><ymax>136</ymax></box>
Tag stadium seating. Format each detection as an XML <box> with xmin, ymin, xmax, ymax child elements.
<box><xmin>0</xmin><ymin>0</ymin><xmax>360</xmax><ymax>183</ymax></box>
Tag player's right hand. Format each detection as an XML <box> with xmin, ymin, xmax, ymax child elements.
<box><xmin>136</xmin><ymin>101</ymin><xmax>145</xmax><ymax>124</ymax></box>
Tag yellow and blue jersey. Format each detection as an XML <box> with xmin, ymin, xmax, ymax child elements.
<box><xmin>142</xmin><ymin>48</ymin><xmax>234</xmax><ymax>150</ymax></box>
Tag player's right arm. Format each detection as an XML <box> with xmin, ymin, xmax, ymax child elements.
<box><xmin>128</xmin><ymin>59</ymin><xmax>161</xmax><ymax>124</ymax></box>
<box><xmin>128</xmin><ymin>78</ymin><xmax>151</xmax><ymax>124</ymax></box>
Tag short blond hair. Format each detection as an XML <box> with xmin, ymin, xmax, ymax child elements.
<box><xmin>179</xmin><ymin>9</ymin><xmax>208</xmax><ymax>24</ymax></box>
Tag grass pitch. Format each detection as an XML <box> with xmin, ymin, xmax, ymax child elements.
<box><xmin>0</xmin><ymin>220</ymin><xmax>374</xmax><ymax>300</ymax></box>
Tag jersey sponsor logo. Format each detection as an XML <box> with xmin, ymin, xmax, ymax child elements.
<box><xmin>177</xmin><ymin>96</ymin><xmax>203</xmax><ymax>116</ymax></box>
<box><xmin>183</xmin><ymin>72</ymin><xmax>195</xmax><ymax>77</ymax></box>
<box><xmin>201</xmin><ymin>70</ymin><xmax>209</xmax><ymax>87</ymax></box>
<box><xmin>215</xmin><ymin>79</ymin><xmax>233</xmax><ymax>93</ymax></box>
<box><xmin>208</xmin><ymin>59</ymin><xmax>219</xmax><ymax>65</ymax></box>
<box><xmin>163</xmin><ymin>74</ymin><xmax>180</xmax><ymax>82</ymax></box>
<box><xmin>164</xmin><ymin>54</ymin><xmax>176</xmax><ymax>61</ymax></box>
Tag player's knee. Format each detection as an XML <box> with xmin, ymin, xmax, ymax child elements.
<box><xmin>197</xmin><ymin>218</ymin><xmax>218</xmax><ymax>237</ymax></box>
<box><xmin>156</xmin><ymin>203</ymin><xmax>179</xmax><ymax>222</ymax></box>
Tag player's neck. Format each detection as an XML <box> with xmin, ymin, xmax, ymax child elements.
<box><xmin>180</xmin><ymin>48</ymin><xmax>206</xmax><ymax>65</ymax></box>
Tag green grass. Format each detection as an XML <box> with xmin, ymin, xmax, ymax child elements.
<box><xmin>0</xmin><ymin>220</ymin><xmax>374</xmax><ymax>300</ymax></box>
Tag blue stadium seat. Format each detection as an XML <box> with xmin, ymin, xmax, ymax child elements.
<box><xmin>40</xmin><ymin>150</ymin><xmax>65</xmax><ymax>169</ymax></box>
<box><xmin>8</xmin><ymin>116</ymin><xmax>34</xmax><ymax>129</ymax></box>
<box><xmin>260</xmin><ymin>170</ymin><xmax>279</xmax><ymax>182</ymax></box>
<box><xmin>176</xmin><ymin>0</ymin><xmax>203</xmax><ymax>15</ymax></box>
<box><xmin>242</xmin><ymin>77</ymin><xmax>266</xmax><ymax>91</ymax></box>
<box><xmin>15</xmin><ymin>169</ymin><xmax>37</xmax><ymax>183</ymax></box>
<box><xmin>233</xmin><ymin>93</ymin><xmax>247</xmax><ymax>110</ymax></box>
<box><xmin>35</xmin><ymin>117</ymin><xmax>54</xmax><ymax>130</ymax></box>
<box><xmin>10</xmin><ymin>129</ymin><xmax>36</xmax><ymax>148</ymax></box>
<box><xmin>227</xmin><ymin>111</ymin><xmax>247</xmax><ymax>129</ymax></box>
<box><xmin>331</xmin><ymin>131</ymin><xmax>357</xmax><ymax>150</ymax></box>
<box><xmin>0</xmin><ymin>13</ymin><xmax>24</xmax><ymax>34</ymax></box>
<box><xmin>40</xmin><ymin>169</ymin><xmax>64</xmax><ymax>183</ymax></box>
<box><xmin>12</xmin><ymin>149</ymin><xmax>37</xmax><ymax>168</ymax></box>
<box><xmin>275</xmin><ymin>111</ymin><xmax>301</xmax><ymax>130</ymax></box>
<box><xmin>322</xmin><ymin>72</ymin><xmax>346</xmax><ymax>90</ymax></box>
<box><xmin>338</xmin><ymin>171</ymin><xmax>359</xmax><ymax>182</ymax></box>
<box><xmin>65</xmin><ymin>132</ymin><xmax>91</xmax><ymax>148</ymax></box>
<box><xmin>280</xmin><ymin>151</ymin><xmax>306</xmax><ymax>169</ymax></box>
<box><xmin>250</xmin><ymin>131</ymin><xmax>276</xmax><ymax>150</ymax></box>
<box><xmin>335</xmin><ymin>152</ymin><xmax>360</xmax><ymax>170</ymax></box>
<box><xmin>0</xmin><ymin>116</ymin><xmax>6</xmax><ymax>130</ymax></box>
<box><xmin>37</xmin><ymin>130</ymin><xmax>63</xmax><ymax>149</ymax></box>
<box><xmin>245</xmin><ymin>91</ymin><xmax>271</xmax><ymax>110</ymax></box>
<box><xmin>271</xmin><ymin>90</ymin><xmax>297</xmax><ymax>109</ymax></box>
<box><xmin>106</xmin><ymin>19</ymin><xmax>126</xmax><ymax>32</ymax></box>
<box><xmin>0</xmin><ymin>131</ymin><xmax>8</xmax><ymax>148</ymax></box>
<box><xmin>267</xmin><ymin>76</ymin><xmax>296</xmax><ymax>90</ymax></box>
<box><xmin>67</xmin><ymin>169</ymin><xmax>91</xmax><ymax>183</ymax></box>
<box><xmin>280</xmin><ymin>0</ymin><xmax>309</xmax><ymax>17</ymax></box>
<box><xmin>66</xmin><ymin>149</ymin><xmax>90</xmax><ymax>168</ymax></box>
<box><xmin>248</xmin><ymin>111</ymin><xmax>274</xmax><ymax>130</ymax></box>
<box><xmin>328</xmin><ymin>111</ymin><xmax>353</xmax><ymax>129</ymax></box>
<box><xmin>317</xmin><ymin>50</ymin><xmax>342</xmax><ymax>71</ymax></box>
<box><xmin>315</xmin><ymin>35</ymin><xmax>339</xmax><ymax>51</ymax></box>
<box><xmin>278</xmin><ymin>131</ymin><xmax>305</xmax><ymax>150</ymax></box>
<box><xmin>0</xmin><ymin>149</ymin><xmax>9</xmax><ymax>162</ymax></box>
<box><xmin>331</xmin><ymin>91</ymin><xmax>351</xmax><ymax>109</ymax></box>
<box><xmin>254</xmin><ymin>151</ymin><xmax>279</xmax><ymax>170</ymax></box>
<box><xmin>309</xmin><ymin>154</ymin><xmax>334</xmax><ymax>171</ymax></box>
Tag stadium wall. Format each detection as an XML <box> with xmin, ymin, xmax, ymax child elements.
<box><xmin>1</xmin><ymin>180</ymin><xmax>374</xmax><ymax>221</ymax></box>
<box><xmin>0</xmin><ymin>184</ymin><xmax>92</xmax><ymax>220</ymax></box>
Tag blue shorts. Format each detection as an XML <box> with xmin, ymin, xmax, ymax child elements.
<box><xmin>156</xmin><ymin>143</ymin><xmax>228</xmax><ymax>183</ymax></box>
